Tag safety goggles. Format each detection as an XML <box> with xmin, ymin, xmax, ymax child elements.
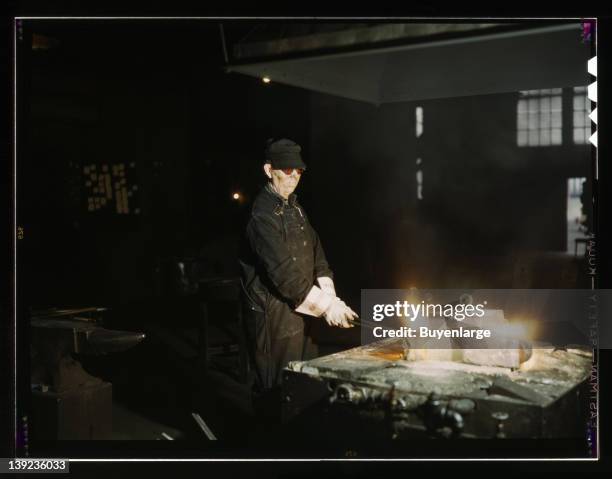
<box><xmin>277</xmin><ymin>168</ymin><xmax>304</xmax><ymax>176</ymax></box>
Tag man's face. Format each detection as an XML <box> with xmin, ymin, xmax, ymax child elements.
<box><xmin>264</xmin><ymin>164</ymin><xmax>302</xmax><ymax>199</ymax></box>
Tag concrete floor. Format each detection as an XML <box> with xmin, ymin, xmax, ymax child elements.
<box><xmin>81</xmin><ymin>321</ymin><xmax>302</xmax><ymax>442</ymax></box>
<box><xmin>111</xmin><ymin>401</ymin><xmax>183</xmax><ymax>440</ymax></box>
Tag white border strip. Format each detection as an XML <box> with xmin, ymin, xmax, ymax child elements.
<box><xmin>15</xmin><ymin>17</ymin><xmax>595</xmax><ymax>20</ymax></box>
<box><xmin>66</xmin><ymin>458</ymin><xmax>598</xmax><ymax>462</ymax></box>
<box><xmin>13</xmin><ymin>18</ymin><xmax>18</xmax><ymax>457</ymax></box>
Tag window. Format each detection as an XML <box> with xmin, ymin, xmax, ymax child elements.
<box><xmin>415</xmin><ymin>106</ymin><xmax>423</xmax><ymax>138</ymax></box>
<box><xmin>415</xmin><ymin>107</ymin><xmax>423</xmax><ymax>200</ymax></box>
<box><xmin>416</xmin><ymin>158</ymin><xmax>423</xmax><ymax>200</ymax></box>
<box><xmin>517</xmin><ymin>89</ymin><xmax>562</xmax><ymax>147</ymax></box>
<box><xmin>567</xmin><ymin>177</ymin><xmax>587</xmax><ymax>254</ymax></box>
<box><xmin>573</xmin><ymin>86</ymin><xmax>591</xmax><ymax>144</ymax></box>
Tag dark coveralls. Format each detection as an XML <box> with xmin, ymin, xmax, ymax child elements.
<box><xmin>239</xmin><ymin>183</ymin><xmax>333</xmax><ymax>392</ymax></box>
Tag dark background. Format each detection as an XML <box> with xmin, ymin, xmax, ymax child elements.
<box><xmin>19</xmin><ymin>20</ymin><xmax>593</xmax><ymax>311</ymax></box>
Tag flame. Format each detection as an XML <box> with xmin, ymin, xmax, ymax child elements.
<box><xmin>507</xmin><ymin>318</ymin><xmax>539</xmax><ymax>341</ymax></box>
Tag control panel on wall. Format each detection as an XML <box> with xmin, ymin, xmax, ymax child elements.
<box><xmin>81</xmin><ymin>162</ymin><xmax>141</xmax><ymax>216</ymax></box>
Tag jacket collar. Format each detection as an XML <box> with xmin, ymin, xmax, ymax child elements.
<box><xmin>265</xmin><ymin>182</ymin><xmax>298</xmax><ymax>206</ymax></box>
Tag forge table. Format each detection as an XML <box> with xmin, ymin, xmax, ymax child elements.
<box><xmin>282</xmin><ymin>338</ymin><xmax>593</xmax><ymax>440</ymax></box>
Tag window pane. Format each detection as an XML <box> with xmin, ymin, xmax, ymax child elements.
<box><xmin>574</xmin><ymin>128</ymin><xmax>584</xmax><ymax>143</ymax></box>
<box><xmin>517</xmin><ymin>89</ymin><xmax>564</xmax><ymax>147</ymax></box>
<box><xmin>574</xmin><ymin>95</ymin><xmax>584</xmax><ymax>111</ymax></box>
<box><xmin>574</xmin><ymin>111</ymin><xmax>585</xmax><ymax>127</ymax></box>
<box><xmin>416</xmin><ymin>106</ymin><xmax>423</xmax><ymax>123</ymax></box>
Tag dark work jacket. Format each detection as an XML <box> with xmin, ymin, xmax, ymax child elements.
<box><xmin>239</xmin><ymin>183</ymin><xmax>333</xmax><ymax>340</ymax></box>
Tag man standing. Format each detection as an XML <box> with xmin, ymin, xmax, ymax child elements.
<box><xmin>239</xmin><ymin>138</ymin><xmax>357</xmax><ymax>394</ymax></box>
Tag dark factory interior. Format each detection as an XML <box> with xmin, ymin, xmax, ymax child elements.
<box><xmin>16</xmin><ymin>19</ymin><xmax>598</xmax><ymax>458</ymax></box>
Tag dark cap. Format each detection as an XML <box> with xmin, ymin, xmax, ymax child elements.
<box><xmin>264</xmin><ymin>138</ymin><xmax>307</xmax><ymax>170</ymax></box>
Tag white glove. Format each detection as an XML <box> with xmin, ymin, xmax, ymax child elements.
<box><xmin>295</xmin><ymin>285</ymin><xmax>334</xmax><ymax>317</ymax></box>
<box><xmin>294</xmin><ymin>284</ymin><xmax>357</xmax><ymax>328</ymax></box>
<box><xmin>323</xmin><ymin>297</ymin><xmax>358</xmax><ymax>328</ymax></box>
<box><xmin>317</xmin><ymin>276</ymin><xmax>336</xmax><ymax>297</ymax></box>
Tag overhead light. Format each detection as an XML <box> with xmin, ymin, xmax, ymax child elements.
<box><xmin>262</xmin><ymin>76</ymin><xmax>271</xmax><ymax>84</ymax></box>
<box><xmin>232</xmin><ymin>192</ymin><xmax>241</xmax><ymax>200</ymax></box>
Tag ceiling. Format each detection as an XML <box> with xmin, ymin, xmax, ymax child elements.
<box><xmin>226</xmin><ymin>22</ymin><xmax>592</xmax><ymax>104</ymax></box>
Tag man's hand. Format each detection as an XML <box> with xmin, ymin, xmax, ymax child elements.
<box><xmin>317</xmin><ymin>276</ymin><xmax>336</xmax><ymax>297</ymax></box>
<box><xmin>323</xmin><ymin>297</ymin><xmax>358</xmax><ymax>328</ymax></box>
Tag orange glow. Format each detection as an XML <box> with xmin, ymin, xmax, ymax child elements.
<box><xmin>507</xmin><ymin>318</ymin><xmax>539</xmax><ymax>341</ymax></box>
